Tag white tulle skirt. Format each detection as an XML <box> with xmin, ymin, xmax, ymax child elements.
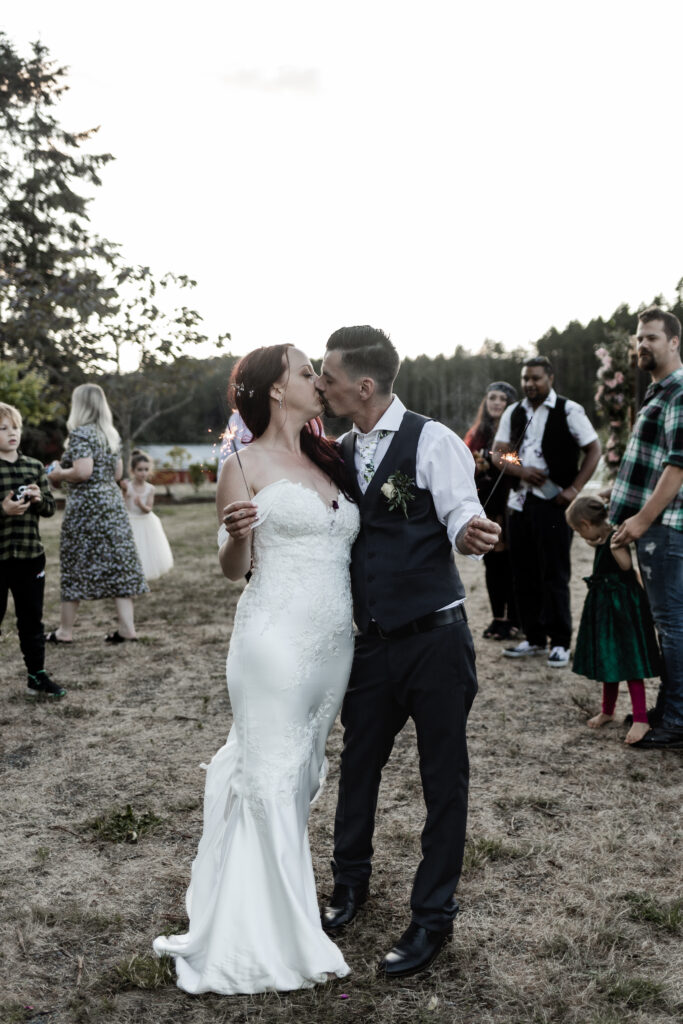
<box><xmin>128</xmin><ymin>512</ymin><xmax>173</xmax><ymax>581</ymax></box>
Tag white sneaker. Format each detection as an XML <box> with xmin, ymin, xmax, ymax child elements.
<box><xmin>548</xmin><ymin>645</ymin><xmax>570</xmax><ymax>667</ymax></box>
<box><xmin>503</xmin><ymin>640</ymin><xmax>547</xmax><ymax>659</ymax></box>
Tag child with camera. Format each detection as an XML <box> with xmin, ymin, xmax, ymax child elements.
<box><xmin>0</xmin><ymin>403</ymin><xmax>65</xmax><ymax>698</ymax></box>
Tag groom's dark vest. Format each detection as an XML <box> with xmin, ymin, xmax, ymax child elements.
<box><xmin>342</xmin><ymin>411</ymin><xmax>465</xmax><ymax>633</ymax></box>
<box><xmin>509</xmin><ymin>396</ymin><xmax>580</xmax><ymax>490</ymax></box>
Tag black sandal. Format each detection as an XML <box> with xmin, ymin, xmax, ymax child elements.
<box><xmin>45</xmin><ymin>631</ymin><xmax>74</xmax><ymax>645</ymax></box>
<box><xmin>104</xmin><ymin>631</ymin><xmax>138</xmax><ymax>644</ymax></box>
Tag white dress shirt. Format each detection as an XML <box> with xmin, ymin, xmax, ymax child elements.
<box><xmin>340</xmin><ymin>396</ymin><xmax>483</xmax><ymax>556</ymax></box>
<box><xmin>494</xmin><ymin>389</ymin><xmax>598</xmax><ymax>512</ymax></box>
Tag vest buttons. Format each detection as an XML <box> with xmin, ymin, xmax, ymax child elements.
<box><xmin>367</xmin><ymin>574</ymin><xmax>375</xmax><ymax>582</ymax></box>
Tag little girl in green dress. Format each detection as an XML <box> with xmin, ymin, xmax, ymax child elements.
<box><xmin>566</xmin><ymin>495</ymin><xmax>661</xmax><ymax>745</ymax></box>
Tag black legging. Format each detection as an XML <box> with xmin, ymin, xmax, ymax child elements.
<box><xmin>483</xmin><ymin>548</ymin><xmax>518</xmax><ymax>624</ymax></box>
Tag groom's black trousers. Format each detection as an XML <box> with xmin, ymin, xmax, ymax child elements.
<box><xmin>332</xmin><ymin>617</ymin><xmax>477</xmax><ymax>931</ymax></box>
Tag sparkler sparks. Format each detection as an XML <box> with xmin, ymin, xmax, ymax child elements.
<box><xmin>480</xmin><ymin>450</ymin><xmax>522</xmax><ymax>514</ymax></box>
<box><xmin>479</xmin><ymin>411</ymin><xmax>534</xmax><ymax>516</ymax></box>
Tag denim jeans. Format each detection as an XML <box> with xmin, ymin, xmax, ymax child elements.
<box><xmin>636</xmin><ymin>523</ymin><xmax>683</xmax><ymax>728</ymax></box>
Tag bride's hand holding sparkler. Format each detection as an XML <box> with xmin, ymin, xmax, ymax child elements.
<box><xmin>456</xmin><ymin>515</ymin><xmax>501</xmax><ymax>556</ymax></box>
<box><xmin>222</xmin><ymin>500</ymin><xmax>258</xmax><ymax>541</ymax></box>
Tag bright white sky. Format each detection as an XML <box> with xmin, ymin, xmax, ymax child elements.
<box><xmin>3</xmin><ymin>1</ymin><xmax>682</xmax><ymax>361</ymax></box>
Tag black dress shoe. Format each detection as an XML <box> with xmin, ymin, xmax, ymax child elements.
<box><xmin>378</xmin><ymin>922</ymin><xmax>453</xmax><ymax>978</ymax></box>
<box><xmin>321</xmin><ymin>883</ymin><xmax>369</xmax><ymax>932</ymax></box>
<box><xmin>630</xmin><ymin>724</ymin><xmax>683</xmax><ymax>750</ymax></box>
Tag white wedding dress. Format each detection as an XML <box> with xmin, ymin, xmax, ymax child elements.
<box><xmin>153</xmin><ymin>480</ymin><xmax>360</xmax><ymax>994</ymax></box>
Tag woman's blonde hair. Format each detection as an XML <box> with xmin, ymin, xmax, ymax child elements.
<box><xmin>67</xmin><ymin>384</ymin><xmax>120</xmax><ymax>453</ymax></box>
<box><xmin>565</xmin><ymin>493</ymin><xmax>609</xmax><ymax>530</ymax></box>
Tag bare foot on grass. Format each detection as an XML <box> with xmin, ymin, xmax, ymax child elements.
<box><xmin>587</xmin><ymin>712</ymin><xmax>614</xmax><ymax>729</ymax></box>
<box><xmin>625</xmin><ymin>721</ymin><xmax>650</xmax><ymax>745</ymax></box>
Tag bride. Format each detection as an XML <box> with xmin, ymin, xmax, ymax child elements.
<box><xmin>153</xmin><ymin>344</ymin><xmax>359</xmax><ymax>994</ymax></box>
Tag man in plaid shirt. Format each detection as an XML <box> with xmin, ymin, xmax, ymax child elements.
<box><xmin>0</xmin><ymin>402</ymin><xmax>65</xmax><ymax>697</ymax></box>
<box><xmin>610</xmin><ymin>307</ymin><xmax>683</xmax><ymax>749</ymax></box>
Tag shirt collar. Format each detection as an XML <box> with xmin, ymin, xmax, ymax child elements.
<box><xmin>645</xmin><ymin>366</ymin><xmax>683</xmax><ymax>398</ymax></box>
<box><xmin>521</xmin><ymin>387</ymin><xmax>557</xmax><ymax>414</ymax></box>
<box><xmin>352</xmin><ymin>395</ymin><xmax>406</xmax><ymax>436</ymax></box>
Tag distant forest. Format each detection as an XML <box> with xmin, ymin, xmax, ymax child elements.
<box><xmin>135</xmin><ymin>299</ymin><xmax>661</xmax><ymax>444</ymax></box>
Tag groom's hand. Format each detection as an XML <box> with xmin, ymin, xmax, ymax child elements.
<box><xmin>456</xmin><ymin>515</ymin><xmax>501</xmax><ymax>556</ymax></box>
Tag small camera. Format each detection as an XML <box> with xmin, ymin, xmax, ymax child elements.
<box><xmin>14</xmin><ymin>485</ymin><xmax>29</xmax><ymax>503</ymax></box>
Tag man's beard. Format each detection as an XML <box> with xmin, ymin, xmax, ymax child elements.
<box><xmin>637</xmin><ymin>349</ymin><xmax>656</xmax><ymax>371</ymax></box>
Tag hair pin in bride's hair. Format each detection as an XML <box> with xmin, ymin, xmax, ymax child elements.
<box><xmin>231</xmin><ymin>381</ymin><xmax>255</xmax><ymax>398</ymax></box>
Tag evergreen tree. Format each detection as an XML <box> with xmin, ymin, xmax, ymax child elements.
<box><xmin>0</xmin><ymin>34</ymin><xmax>117</xmax><ymax>386</ymax></box>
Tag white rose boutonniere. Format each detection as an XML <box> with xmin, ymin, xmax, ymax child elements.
<box><xmin>381</xmin><ymin>470</ymin><xmax>415</xmax><ymax>518</ymax></box>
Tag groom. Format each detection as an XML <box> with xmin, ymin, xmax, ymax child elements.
<box><xmin>316</xmin><ymin>326</ymin><xmax>499</xmax><ymax>978</ymax></box>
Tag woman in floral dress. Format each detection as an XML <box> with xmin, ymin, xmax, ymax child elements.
<box><xmin>47</xmin><ymin>385</ymin><xmax>148</xmax><ymax>643</ymax></box>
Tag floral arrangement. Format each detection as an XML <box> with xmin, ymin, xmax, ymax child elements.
<box><xmin>594</xmin><ymin>332</ymin><xmax>635</xmax><ymax>477</ymax></box>
<box><xmin>381</xmin><ymin>471</ymin><xmax>415</xmax><ymax>518</ymax></box>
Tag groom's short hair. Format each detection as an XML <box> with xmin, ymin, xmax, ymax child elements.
<box><xmin>325</xmin><ymin>326</ymin><xmax>400</xmax><ymax>394</ymax></box>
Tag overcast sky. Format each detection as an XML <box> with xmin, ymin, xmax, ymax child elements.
<box><xmin>3</xmin><ymin>1</ymin><xmax>682</xmax><ymax>362</ymax></box>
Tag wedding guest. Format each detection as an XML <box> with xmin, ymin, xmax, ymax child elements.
<box><xmin>121</xmin><ymin>450</ymin><xmax>173</xmax><ymax>581</ymax></box>
<box><xmin>610</xmin><ymin>307</ymin><xmax>683</xmax><ymax>749</ymax></box>
<box><xmin>566</xmin><ymin>494</ymin><xmax>659</xmax><ymax>744</ymax></box>
<box><xmin>493</xmin><ymin>357</ymin><xmax>601</xmax><ymax>667</ymax></box>
<box><xmin>464</xmin><ymin>381</ymin><xmax>519</xmax><ymax>640</ymax></box>
<box><xmin>0</xmin><ymin>403</ymin><xmax>64</xmax><ymax>697</ymax></box>
<box><xmin>47</xmin><ymin>384</ymin><xmax>147</xmax><ymax>644</ymax></box>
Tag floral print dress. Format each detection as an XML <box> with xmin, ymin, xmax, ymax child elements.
<box><xmin>59</xmin><ymin>425</ymin><xmax>148</xmax><ymax>601</ymax></box>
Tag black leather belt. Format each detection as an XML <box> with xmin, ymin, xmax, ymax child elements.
<box><xmin>364</xmin><ymin>605</ymin><xmax>466</xmax><ymax>640</ymax></box>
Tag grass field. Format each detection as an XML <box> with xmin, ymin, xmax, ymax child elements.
<box><xmin>1</xmin><ymin>502</ymin><xmax>681</xmax><ymax>1024</ymax></box>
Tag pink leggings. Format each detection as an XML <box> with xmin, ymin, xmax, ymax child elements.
<box><xmin>602</xmin><ymin>680</ymin><xmax>648</xmax><ymax>722</ymax></box>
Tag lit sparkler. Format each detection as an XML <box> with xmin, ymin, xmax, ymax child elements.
<box><xmin>221</xmin><ymin>424</ymin><xmax>251</xmax><ymax>498</ymax></box>
<box><xmin>479</xmin><ymin>411</ymin><xmax>534</xmax><ymax>515</ymax></box>
<box><xmin>480</xmin><ymin>450</ymin><xmax>521</xmax><ymax>513</ymax></box>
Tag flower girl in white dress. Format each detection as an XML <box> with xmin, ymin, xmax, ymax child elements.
<box><xmin>121</xmin><ymin>451</ymin><xmax>173</xmax><ymax>581</ymax></box>
<box><xmin>153</xmin><ymin>345</ymin><xmax>359</xmax><ymax>995</ymax></box>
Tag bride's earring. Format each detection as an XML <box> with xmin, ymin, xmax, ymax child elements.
<box><xmin>278</xmin><ymin>395</ymin><xmax>283</xmax><ymax>409</ymax></box>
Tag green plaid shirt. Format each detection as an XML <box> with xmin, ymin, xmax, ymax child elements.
<box><xmin>0</xmin><ymin>452</ymin><xmax>56</xmax><ymax>560</ymax></box>
<box><xmin>609</xmin><ymin>367</ymin><xmax>683</xmax><ymax>532</ymax></box>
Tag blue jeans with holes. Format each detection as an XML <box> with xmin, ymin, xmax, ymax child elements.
<box><xmin>636</xmin><ymin>523</ymin><xmax>683</xmax><ymax>729</ymax></box>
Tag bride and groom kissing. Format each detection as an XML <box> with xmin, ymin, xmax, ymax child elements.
<box><xmin>153</xmin><ymin>326</ymin><xmax>500</xmax><ymax>994</ymax></box>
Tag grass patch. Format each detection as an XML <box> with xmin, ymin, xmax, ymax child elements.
<box><xmin>622</xmin><ymin>891</ymin><xmax>682</xmax><ymax>934</ymax></box>
<box><xmin>110</xmin><ymin>953</ymin><xmax>175</xmax><ymax>991</ymax></box>
<box><xmin>88</xmin><ymin>804</ymin><xmax>163</xmax><ymax>844</ymax></box>
<box><xmin>462</xmin><ymin>835</ymin><xmax>525</xmax><ymax>872</ymax></box>
<box><xmin>0</xmin><ymin>1003</ymin><xmax>37</xmax><ymax>1023</ymax></box>
<box><xmin>496</xmin><ymin>793</ymin><xmax>563</xmax><ymax>816</ymax></box>
<box><xmin>32</xmin><ymin>903</ymin><xmax>124</xmax><ymax>934</ymax></box>
<box><xmin>57</xmin><ymin>703</ymin><xmax>94</xmax><ymax>719</ymax></box>
<box><xmin>600</xmin><ymin>973</ymin><xmax>669</xmax><ymax>1010</ymax></box>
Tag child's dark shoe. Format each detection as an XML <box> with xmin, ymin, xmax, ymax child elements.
<box><xmin>27</xmin><ymin>671</ymin><xmax>66</xmax><ymax>698</ymax></box>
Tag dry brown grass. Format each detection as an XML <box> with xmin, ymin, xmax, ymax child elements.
<box><xmin>1</xmin><ymin>502</ymin><xmax>682</xmax><ymax>1024</ymax></box>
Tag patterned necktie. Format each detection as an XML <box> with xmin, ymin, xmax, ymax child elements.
<box><xmin>356</xmin><ymin>430</ymin><xmax>391</xmax><ymax>490</ymax></box>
